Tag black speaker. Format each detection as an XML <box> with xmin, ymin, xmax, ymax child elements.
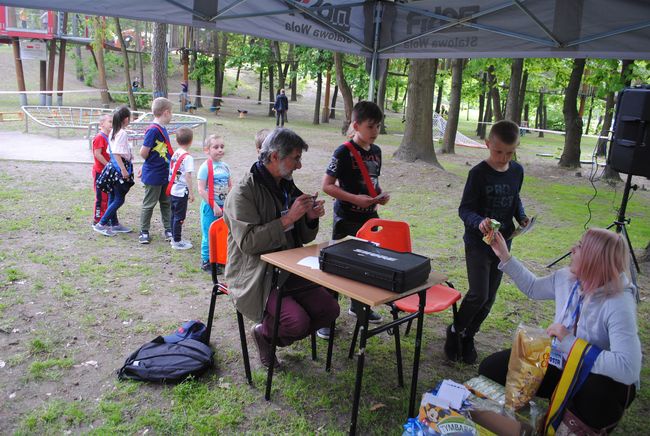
<box><xmin>607</xmin><ymin>86</ymin><xmax>650</xmax><ymax>178</ymax></box>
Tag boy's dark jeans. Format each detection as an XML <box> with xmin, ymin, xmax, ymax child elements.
<box><xmin>170</xmin><ymin>194</ymin><xmax>189</xmax><ymax>242</ymax></box>
<box><xmin>455</xmin><ymin>242</ymin><xmax>509</xmax><ymax>337</ymax></box>
<box><xmin>332</xmin><ymin>215</ymin><xmax>378</xmax><ymax>313</ymax></box>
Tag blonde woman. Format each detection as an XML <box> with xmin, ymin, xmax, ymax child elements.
<box><xmin>479</xmin><ymin>228</ymin><xmax>640</xmax><ymax>432</ymax></box>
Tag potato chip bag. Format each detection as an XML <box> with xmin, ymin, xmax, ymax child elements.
<box><xmin>504</xmin><ymin>324</ymin><xmax>551</xmax><ymax>410</ymax></box>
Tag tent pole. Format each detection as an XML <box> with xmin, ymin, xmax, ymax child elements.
<box><xmin>368</xmin><ymin>2</ymin><xmax>383</xmax><ymax>102</ymax></box>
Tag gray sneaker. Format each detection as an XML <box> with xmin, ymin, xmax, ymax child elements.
<box><xmin>164</xmin><ymin>230</ymin><xmax>173</xmax><ymax>242</ymax></box>
<box><xmin>111</xmin><ymin>224</ymin><xmax>132</xmax><ymax>233</ymax></box>
<box><xmin>93</xmin><ymin>223</ymin><xmax>116</xmax><ymax>237</ymax></box>
<box><xmin>170</xmin><ymin>240</ymin><xmax>193</xmax><ymax>250</ymax></box>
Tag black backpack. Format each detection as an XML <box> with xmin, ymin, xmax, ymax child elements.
<box><xmin>117</xmin><ymin>337</ymin><xmax>214</xmax><ymax>383</ymax></box>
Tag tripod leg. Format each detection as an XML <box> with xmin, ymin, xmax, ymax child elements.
<box><xmin>546</xmin><ymin>250</ymin><xmax>572</xmax><ymax>269</ymax></box>
<box><xmin>620</xmin><ymin>225</ymin><xmax>640</xmax><ymax>273</ymax></box>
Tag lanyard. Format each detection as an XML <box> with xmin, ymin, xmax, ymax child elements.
<box><xmin>562</xmin><ymin>281</ymin><xmax>584</xmax><ymax>336</ymax></box>
<box><xmin>283</xmin><ymin>189</ymin><xmax>290</xmax><ymax>211</ymax></box>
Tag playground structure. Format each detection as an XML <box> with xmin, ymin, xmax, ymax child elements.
<box><xmin>21</xmin><ymin>105</ymin><xmax>207</xmax><ymax>147</ymax></box>
<box><xmin>432</xmin><ymin>112</ymin><xmax>485</xmax><ymax>149</ymax></box>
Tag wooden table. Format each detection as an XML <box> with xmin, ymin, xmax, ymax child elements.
<box><xmin>261</xmin><ymin>242</ymin><xmax>446</xmax><ymax>435</ymax></box>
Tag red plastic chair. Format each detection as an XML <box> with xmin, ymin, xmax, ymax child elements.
<box><xmin>351</xmin><ymin>218</ymin><xmax>462</xmax><ymax>382</ymax></box>
<box><xmin>206</xmin><ymin>218</ymin><xmax>252</xmax><ymax>384</ymax></box>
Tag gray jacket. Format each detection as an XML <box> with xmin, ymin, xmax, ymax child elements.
<box><xmin>223</xmin><ymin>171</ymin><xmax>318</xmax><ymax>322</ymax></box>
<box><xmin>500</xmin><ymin>256</ymin><xmax>641</xmax><ymax>386</ymax></box>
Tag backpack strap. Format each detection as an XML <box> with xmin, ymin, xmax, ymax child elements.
<box><xmin>207</xmin><ymin>158</ymin><xmax>215</xmax><ymax>210</ymax></box>
<box><xmin>343</xmin><ymin>141</ymin><xmax>377</xmax><ymax>197</ymax></box>
<box><xmin>147</xmin><ymin>123</ymin><xmax>174</xmax><ymax>158</ymax></box>
<box><xmin>166</xmin><ymin>151</ymin><xmax>189</xmax><ymax>197</ymax></box>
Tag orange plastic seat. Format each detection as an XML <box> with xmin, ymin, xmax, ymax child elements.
<box><xmin>394</xmin><ymin>284</ymin><xmax>461</xmax><ymax>315</ymax></box>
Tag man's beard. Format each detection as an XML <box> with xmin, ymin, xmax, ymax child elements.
<box><xmin>279</xmin><ymin>161</ymin><xmax>293</xmax><ymax>181</ymax></box>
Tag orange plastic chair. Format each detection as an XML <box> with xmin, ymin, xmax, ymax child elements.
<box><xmin>206</xmin><ymin>218</ymin><xmax>252</xmax><ymax>384</ymax></box>
<box><xmin>351</xmin><ymin>219</ymin><xmax>462</xmax><ymax>382</ymax></box>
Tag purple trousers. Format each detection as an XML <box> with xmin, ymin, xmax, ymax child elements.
<box><xmin>260</xmin><ymin>275</ymin><xmax>340</xmax><ymax>347</ymax></box>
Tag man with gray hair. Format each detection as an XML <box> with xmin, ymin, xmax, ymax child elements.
<box><xmin>224</xmin><ymin>128</ymin><xmax>339</xmax><ymax>367</ymax></box>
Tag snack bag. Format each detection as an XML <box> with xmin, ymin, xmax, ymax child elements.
<box><xmin>482</xmin><ymin>219</ymin><xmax>501</xmax><ymax>245</ymax></box>
<box><xmin>504</xmin><ymin>324</ymin><xmax>551</xmax><ymax>411</ymax></box>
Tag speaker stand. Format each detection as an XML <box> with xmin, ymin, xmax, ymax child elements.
<box><xmin>546</xmin><ymin>173</ymin><xmax>640</xmax><ymax>274</ymax></box>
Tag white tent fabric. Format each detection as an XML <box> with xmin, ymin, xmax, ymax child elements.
<box><xmin>3</xmin><ymin>0</ymin><xmax>650</xmax><ymax>60</ymax></box>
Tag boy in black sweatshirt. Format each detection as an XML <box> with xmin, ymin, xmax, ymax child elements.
<box><xmin>446</xmin><ymin>120</ymin><xmax>529</xmax><ymax>364</ymax></box>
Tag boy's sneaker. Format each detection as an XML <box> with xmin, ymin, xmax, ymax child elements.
<box><xmin>348</xmin><ymin>308</ymin><xmax>383</xmax><ymax>324</ymax></box>
<box><xmin>164</xmin><ymin>230</ymin><xmax>173</xmax><ymax>242</ymax></box>
<box><xmin>171</xmin><ymin>240</ymin><xmax>193</xmax><ymax>250</ymax></box>
<box><xmin>316</xmin><ymin>327</ymin><xmax>330</xmax><ymax>340</ymax></box>
<box><xmin>111</xmin><ymin>224</ymin><xmax>132</xmax><ymax>233</ymax></box>
<box><xmin>201</xmin><ymin>260</ymin><xmax>211</xmax><ymax>272</ymax></box>
<box><xmin>138</xmin><ymin>231</ymin><xmax>151</xmax><ymax>244</ymax></box>
<box><xmin>93</xmin><ymin>223</ymin><xmax>116</xmax><ymax>237</ymax></box>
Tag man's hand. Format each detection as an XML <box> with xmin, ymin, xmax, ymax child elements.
<box><xmin>479</xmin><ymin>217</ymin><xmax>493</xmax><ymax>234</ymax></box>
<box><xmin>285</xmin><ymin>194</ymin><xmax>313</xmax><ymax>223</ymax></box>
<box><xmin>213</xmin><ymin>205</ymin><xmax>223</xmax><ymax>217</ymax></box>
<box><xmin>375</xmin><ymin>192</ymin><xmax>390</xmax><ymax>205</ymax></box>
<box><xmin>136</xmin><ymin>168</ymin><xmax>142</xmax><ymax>179</ymax></box>
<box><xmin>519</xmin><ymin>216</ymin><xmax>530</xmax><ymax>227</ymax></box>
<box><xmin>306</xmin><ymin>198</ymin><xmax>325</xmax><ymax>221</ymax></box>
<box><xmin>547</xmin><ymin>323</ymin><xmax>570</xmax><ymax>341</ymax></box>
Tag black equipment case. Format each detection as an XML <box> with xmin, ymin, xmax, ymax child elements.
<box><xmin>319</xmin><ymin>239</ymin><xmax>431</xmax><ymax>293</ymax></box>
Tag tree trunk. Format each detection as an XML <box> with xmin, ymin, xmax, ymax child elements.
<box><xmin>12</xmin><ymin>38</ymin><xmax>28</xmax><ymax>106</ymax></box>
<box><xmin>517</xmin><ymin>70</ymin><xmax>528</xmax><ymax>125</ymax></box>
<box><xmin>559</xmin><ymin>58</ymin><xmax>586</xmax><ymax>168</ymax></box>
<box><xmin>212</xmin><ymin>32</ymin><xmax>221</xmax><ymax>108</ymax></box>
<box><xmin>376</xmin><ymin>59</ymin><xmax>390</xmax><ymax>134</ymax></box>
<box><xmin>93</xmin><ymin>18</ymin><xmax>111</xmax><ymax>106</ymax></box>
<box><xmin>115</xmin><ymin>18</ymin><xmax>137</xmax><ymax>110</ymax></box>
<box><xmin>480</xmin><ymin>93</ymin><xmax>492</xmax><ymax>140</ymax></box>
<box><xmin>72</xmin><ymin>15</ymin><xmax>84</xmax><ymax>82</ymax></box>
<box><xmin>596</xmin><ymin>92</ymin><xmax>615</xmax><ymax>156</ymax></box>
<box><xmin>271</xmin><ymin>40</ymin><xmax>285</xmax><ymax>89</ymax></box>
<box><xmin>313</xmin><ymin>71</ymin><xmax>322</xmax><ymax>125</ymax></box>
<box><xmin>442</xmin><ymin>59</ymin><xmax>464</xmax><ymax>154</ymax></box>
<box><xmin>321</xmin><ymin>70</ymin><xmax>331</xmax><ymax>123</ymax></box>
<box><xmin>151</xmin><ymin>22</ymin><xmax>168</xmax><ymax>98</ymax></box>
<box><xmin>268</xmin><ymin>65</ymin><xmax>275</xmax><ymax>117</ymax></box>
<box><xmin>290</xmin><ymin>51</ymin><xmax>298</xmax><ymax>102</ymax></box>
<box><xmin>585</xmin><ymin>93</ymin><xmax>594</xmax><ymax>134</ymax></box>
<box><xmin>394</xmin><ymin>59</ymin><xmax>441</xmax><ymax>167</ymax></box>
<box><xmin>487</xmin><ymin>65</ymin><xmax>503</xmax><ymax>121</ymax></box>
<box><xmin>216</xmin><ymin>33</ymin><xmax>228</xmax><ymax>106</ymax></box>
<box><xmin>135</xmin><ymin>22</ymin><xmax>144</xmax><ymax>88</ymax></box>
<box><xmin>257</xmin><ymin>68</ymin><xmax>263</xmax><ymax>105</ymax></box>
<box><xmin>334</xmin><ymin>52</ymin><xmax>354</xmax><ymax>134</ymax></box>
<box><xmin>602</xmin><ymin>60</ymin><xmax>634</xmax><ymax>181</ymax></box>
<box><xmin>435</xmin><ymin>81</ymin><xmax>443</xmax><ymax>114</ymax></box>
<box><xmin>523</xmin><ymin>103</ymin><xmax>529</xmax><ymax>126</ymax></box>
<box><xmin>476</xmin><ymin>72</ymin><xmax>487</xmax><ymax>137</ymax></box>
<box><xmin>330</xmin><ymin>85</ymin><xmax>338</xmax><ymax>119</ymax></box>
<box><xmin>505</xmin><ymin>58</ymin><xmax>523</xmax><ymax>122</ymax></box>
<box><xmin>56</xmin><ymin>13</ymin><xmax>68</xmax><ymax>106</ymax></box>
<box><xmin>537</xmin><ymin>92</ymin><xmax>545</xmax><ymax>137</ymax></box>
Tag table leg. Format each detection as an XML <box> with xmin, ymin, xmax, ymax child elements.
<box><xmin>349</xmin><ymin>302</ymin><xmax>369</xmax><ymax>436</ymax></box>
<box><xmin>265</xmin><ymin>271</ymin><xmax>283</xmax><ymax>401</ymax></box>
<box><xmin>326</xmin><ymin>318</ymin><xmax>335</xmax><ymax>372</ymax></box>
<box><xmin>408</xmin><ymin>289</ymin><xmax>427</xmax><ymax>417</ymax></box>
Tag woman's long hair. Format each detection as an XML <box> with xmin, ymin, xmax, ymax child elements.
<box><xmin>573</xmin><ymin>228</ymin><xmax>630</xmax><ymax>295</ymax></box>
<box><xmin>111</xmin><ymin>106</ymin><xmax>131</xmax><ymax>140</ymax></box>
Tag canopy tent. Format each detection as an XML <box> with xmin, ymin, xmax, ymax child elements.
<box><xmin>4</xmin><ymin>0</ymin><xmax>649</xmax><ymax>97</ymax></box>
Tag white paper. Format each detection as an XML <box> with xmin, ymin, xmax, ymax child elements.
<box><xmin>437</xmin><ymin>379</ymin><xmax>470</xmax><ymax>410</ymax></box>
<box><xmin>421</xmin><ymin>392</ymin><xmax>451</xmax><ymax>409</ymax></box>
<box><xmin>297</xmin><ymin>256</ymin><xmax>321</xmax><ymax>270</ymax></box>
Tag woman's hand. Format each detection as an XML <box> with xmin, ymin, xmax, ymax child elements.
<box><xmin>490</xmin><ymin>231</ymin><xmax>511</xmax><ymax>262</ymax></box>
<box><xmin>547</xmin><ymin>323</ymin><xmax>570</xmax><ymax>341</ymax></box>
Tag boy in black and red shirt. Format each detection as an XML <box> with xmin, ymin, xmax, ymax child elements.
<box><xmin>319</xmin><ymin>101</ymin><xmax>391</xmax><ymax>339</ymax></box>
<box><xmin>92</xmin><ymin>114</ymin><xmax>111</xmax><ymax>225</ymax></box>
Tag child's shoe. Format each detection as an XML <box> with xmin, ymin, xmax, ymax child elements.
<box><xmin>139</xmin><ymin>231</ymin><xmax>151</xmax><ymax>244</ymax></box>
<box><xmin>111</xmin><ymin>224</ymin><xmax>132</xmax><ymax>233</ymax></box>
<box><xmin>93</xmin><ymin>223</ymin><xmax>116</xmax><ymax>237</ymax></box>
<box><xmin>164</xmin><ymin>230</ymin><xmax>173</xmax><ymax>242</ymax></box>
<box><xmin>201</xmin><ymin>260</ymin><xmax>211</xmax><ymax>272</ymax></box>
<box><xmin>171</xmin><ymin>240</ymin><xmax>193</xmax><ymax>250</ymax></box>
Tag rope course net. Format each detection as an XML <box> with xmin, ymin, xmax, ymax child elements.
<box><xmin>432</xmin><ymin>112</ymin><xmax>485</xmax><ymax>149</ymax></box>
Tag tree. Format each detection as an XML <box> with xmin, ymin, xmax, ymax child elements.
<box><xmin>334</xmin><ymin>52</ymin><xmax>354</xmax><ymax>134</ymax></box>
<box><xmin>505</xmin><ymin>58</ymin><xmax>524</xmax><ymax>122</ymax></box>
<box><xmin>151</xmin><ymin>22</ymin><xmax>168</xmax><ymax>98</ymax></box>
<box><xmin>558</xmin><ymin>58</ymin><xmax>586</xmax><ymax>168</ymax></box>
<box><xmin>92</xmin><ymin>17</ymin><xmax>111</xmax><ymax>106</ymax></box>
<box><xmin>487</xmin><ymin>65</ymin><xmax>503</xmax><ymax>121</ymax></box>
<box><xmin>442</xmin><ymin>59</ymin><xmax>464</xmax><ymax>154</ymax></box>
<box><xmin>394</xmin><ymin>59</ymin><xmax>441</xmax><ymax>167</ymax></box>
<box><xmin>114</xmin><ymin>18</ymin><xmax>137</xmax><ymax>110</ymax></box>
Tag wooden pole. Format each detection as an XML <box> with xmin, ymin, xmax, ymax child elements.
<box><xmin>56</xmin><ymin>13</ymin><xmax>68</xmax><ymax>106</ymax></box>
<box><xmin>40</xmin><ymin>60</ymin><xmax>47</xmax><ymax>105</ymax></box>
<box><xmin>47</xmin><ymin>39</ymin><xmax>56</xmax><ymax>106</ymax></box>
<box><xmin>12</xmin><ymin>38</ymin><xmax>28</xmax><ymax>106</ymax></box>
